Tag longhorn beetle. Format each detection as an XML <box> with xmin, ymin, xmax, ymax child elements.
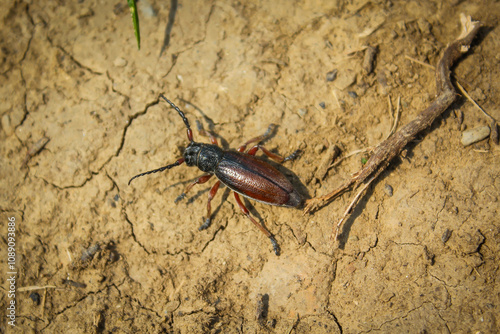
<box><xmin>129</xmin><ymin>95</ymin><xmax>302</xmax><ymax>255</ymax></box>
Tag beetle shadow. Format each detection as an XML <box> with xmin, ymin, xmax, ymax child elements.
<box><xmin>242</xmin><ymin>197</ymin><xmax>264</xmax><ymax>223</ymax></box>
<box><xmin>282</xmin><ymin>167</ymin><xmax>311</xmax><ymax>208</ymax></box>
<box><xmin>209</xmin><ymin>186</ymin><xmax>232</xmax><ymax>228</ymax></box>
<box><xmin>178</xmin><ymin>98</ymin><xmax>230</xmax><ymax>148</ymax></box>
<box><xmin>162</xmin><ymin>176</ymin><xmax>209</xmax><ymax>205</ymax></box>
<box><xmin>168</xmin><ymin>176</ymin><xmax>232</xmax><ymax>230</ymax></box>
<box><xmin>335</xmin><ymin>165</ymin><xmax>397</xmax><ymax>249</ymax></box>
<box><xmin>335</xmin><ymin>186</ymin><xmax>372</xmax><ymax>250</ymax></box>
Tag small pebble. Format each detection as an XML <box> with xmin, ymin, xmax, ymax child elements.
<box><xmin>384</xmin><ymin>184</ymin><xmax>393</xmax><ymax>197</ymax></box>
<box><xmin>326</xmin><ymin>69</ymin><xmax>338</xmax><ymax>82</ymax></box>
<box><xmin>314</xmin><ymin>144</ymin><xmax>325</xmax><ymax>154</ymax></box>
<box><xmin>108</xmin><ymin>249</ymin><xmax>120</xmax><ymax>263</ymax></box>
<box><xmin>81</xmin><ymin>243</ymin><xmax>100</xmax><ymax>262</ymax></box>
<box><xmin>377</xmin><ymin>71</ymin><xmax>389</xmax><ymax>92</ymax></box>
<box><xmin>78</xmin><ymin>7</ymin><xmax>94</xmax><ymax>18</ymax></box>
<box><xmin>29</xmin><ymin>292</ymin><xmax>41</xmax><ymax>305</ymax></box>
<box><xmin>165</xmin><ymin>300</ymin><xmax>180</xmax><ymax>314</ymax></box>
<box><xmin>335</xmin><ymin>70</ymin><xmax>356</xmax><ymax>90</ymax></box>
<box><xmin>113</xmin><ymin>57</ymin><xmax>127</xmax><ymax>67</ymax></box>
<box><xmin>461</xmin><ymin>126</ymin><xmax>490</xmax><ymax>146</ymax></box>
<box><xmin>139</xmin><ymin>0</ymin><xmax>157</xmax><ymax>17</ymax></box>
<box><xmin>386</xmin><ymin>63</ymin><xmax>398</xmax><ymax>73</ymax></box>
<box><xmin>319</xmin><ymin>102</ymin><xmax>326</xmax><ymax>109</ymax></box>
<box><xmin>348</xmin><ymin>91</ymin><xmax>358</xmax><ymax>99</ymax></box>
<box><xmin>442</xmin><ymin>229</ymin><xmax>452</xmax><ymax>244</ymax></box>
<box><xmin>417</xmin><ymin>18</ymin><xmax>431</xmax><ymax>35</ymax></box>
<box><xmin>362</xmin><ymin>46</ymin><xmax>377</xmax><ymax>74</ymax></box>
<box><xmin>22</xmin><ymin>136</ymin><xmax>50</xmax><ymax>167</ymax></box>
<box><xmin>267</xmin><ymin>319</ymin><xmax>277</xmax><ymax>328</ymax></box>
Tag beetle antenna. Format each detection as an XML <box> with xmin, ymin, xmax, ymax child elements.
<box><xmin>128</xmin><ymin>158</ymin><xmax>185</xmax><ymax>185</ymax></box>
<box><xmin>160</xmin><ymin>94</ymin><xmax>194</xmax><ymax>142</ymax></box>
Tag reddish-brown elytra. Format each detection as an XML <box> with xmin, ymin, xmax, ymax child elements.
<box><xmin>129</xmin><ymin>95</ymin><xmax>302</xmax><ymax>255</ymax></box>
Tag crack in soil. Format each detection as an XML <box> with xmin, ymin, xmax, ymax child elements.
<box><xmin>122</xmin><ymin>205</ymin><xmax>202</xmax><ymax>257</ymax></box>
<box><xmin>428</xmin><ymin>271</ymin><xmax>457</xmax><ymax>288</ymax></box>
<box><xmin>106</xmin><ymin>70</ymin><xmax>131</xmax><ymax>100</ymax></box>
<box><xmin>199</xmin><ymin>225</ymin><xmax>226</xmax><ymax>254</ymax></box>
<box><xmin>15</xmin><ymin>30</ymin><xmax>133</xmax><ymax>189</ymax></box>
<box><xmin>362</xmin><ymin>301</ymin><xmax>445</xmax><ymax>333</ymax></box>
<box><xmin>436</xmin><ymin>310</ymin><xmax>452</xmax><ymax>333</ymax></box>
<box><xmin>123</xmin><ymin>210</ymin><xmax>151</xmax><ymax>256</ymax></box>
<box><xmin>432</xmin><ymin>195</ymin><xmax>448</xmax><ymax>230</ymax></box>
<box><xmin>47</xmin><ymin>39</ymin><xmax>103</xmax><ymax>76</ymax></box>
<box><xmin>40</xmin><ymin>282</ymin><xmax>125</xmax><ymax>332</ymax></box>
<box><xmin>325</xmin><ymin>309</ymin><xmax>343</xmax><ymax>334</ymax></box>
<box><xmin>114</xmin><ymin>97</ymin><xmax>161</xmax><ymax>159</ymax></box>
<box><xmin>19</xmin><ymin>12</ymin><xmax>35</xmax><ymax>64</ymax></box>
<box><xmin>130</xmin><ymin>295</ymin><xmax>165</xmax><ymax>321</ymax></box>
<box><xmin>16</xmin><ymin>53</ymin><xmax>29</xmax><ymax>130</ymax></box>
<box><xmin>29</xmin><ymin>89</ymin><xmax>144</xmax><ymax>190</ymax></box>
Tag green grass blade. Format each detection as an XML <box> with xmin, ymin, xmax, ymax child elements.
<box><xmin>127</xmin><ymin>0</ymin><xmax>140</xmax><ymax>49</ymax></box>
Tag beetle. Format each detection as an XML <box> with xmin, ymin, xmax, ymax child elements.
<box><xmin>128</xmin><ymin>95</ymin><xmax>302</xmax><ymax>255</ymax></box>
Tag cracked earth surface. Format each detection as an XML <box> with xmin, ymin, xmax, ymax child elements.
<box><xmin>1</xmin><ymin>0</ymin><xmax>499</xmax><ymax>333</ymax></box>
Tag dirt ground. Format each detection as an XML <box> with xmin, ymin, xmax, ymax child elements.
<box><xmin>1</xmin><ymin>0</ymin><xmax>499</xmax><ymax>333</ymax></box>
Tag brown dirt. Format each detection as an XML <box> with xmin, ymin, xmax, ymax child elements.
<box><xmin>1</xmin><ymin>0</ymin><xmax>499</xmax><ymax>333</ymax></box>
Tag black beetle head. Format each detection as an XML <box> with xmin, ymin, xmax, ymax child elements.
<box><xmin>183</xmin><ymin>142</ymin><xmax>223</xmax><ymax>173</ymax></box>
<box><xmin>183</xmin><ymin>142</ymin><xmax>202</xmax><ymax>167</ymax></box>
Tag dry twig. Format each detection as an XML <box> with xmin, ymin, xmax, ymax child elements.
<box><xmin>406</xmin><ymin>54</ymin><xmax>498</xmax><ymax>126</ymax></box>
<box><xmin>388</xmin><ymin>96</ymin><xmax>401</xmax><ymax>138</ymax></box>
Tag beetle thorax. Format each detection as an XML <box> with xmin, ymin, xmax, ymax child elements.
<box><xmin>183</xmin><ymin>142</ymin><xmax>224</xmax><ymax>173</ymax></box>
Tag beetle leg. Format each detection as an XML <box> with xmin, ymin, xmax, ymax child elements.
<box><xmin>247</xmin><ymin>145</ymin><xmax>300</xmax><ymax>163</ymax></box>
<box><xmin>237</xmin><ymin>124</ymin><xmax>299</xmax><ymax>162</ymax></box>
<box><xmin>199</xmin><ymin>180</ymin><xmax>221</xmax><ymax>230</ymax></box>
<box><xmin>196</xmin><ymin>120</ymin><xmax>219</xmax><ymax>146</ymax></box>
<box><xmin>233</xmin><ymin>193</ymin><xmax>281</xmax><ymax>256</ymax></box>
<box><xmin>175</xmin><ymin>174</ymin><xmax>213</xmax><ymax>203</ymax></box>
<box><xmin>237</xmin><ymin>124</ymin><xmax>276</xmax><ymax>152</ymax></box>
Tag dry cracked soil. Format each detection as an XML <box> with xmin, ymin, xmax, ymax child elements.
<box><xmin>1</xmin><ymin>0</ymin><xmax>499</xmax><ymax>333</ymax></box>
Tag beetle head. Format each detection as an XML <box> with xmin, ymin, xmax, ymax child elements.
<box><xmin>183</xmin><ymin>142</ymin><xmax>202</xmax><ymax>167</ymax></box>
<box><xmin>183</xmin><ymin>142</ymin><xmax>223</xmax><ymax>173</ymax></box>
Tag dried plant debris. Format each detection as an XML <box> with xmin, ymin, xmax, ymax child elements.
<box><xmin>22</xmin><ymin>136</ymin><xmax>50</xmax><ymax>167</ymax></box>
<box><xmin>362</xmin><ymin>45</ymin><xmax>377</xmax><ymax>75</ymax></box>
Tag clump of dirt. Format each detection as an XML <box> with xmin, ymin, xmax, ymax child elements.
<box><xmin>1</xmin><ymin>0</ymin><xmax>499</xmax><ymax>333</ymax></box>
